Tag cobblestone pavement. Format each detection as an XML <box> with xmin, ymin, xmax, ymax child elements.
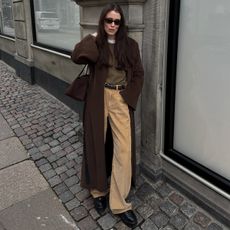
<box><xmin>0</xmin><ymin>61</ymin><xmax>228</xmax><ymax>230</ymax></box>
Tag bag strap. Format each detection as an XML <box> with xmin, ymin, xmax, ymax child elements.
<box><xmin>78</xmin><ymin>65</ymin><xmax>88</xmax><ymax>77</ymax></box>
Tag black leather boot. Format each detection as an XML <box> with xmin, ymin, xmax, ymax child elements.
<box><xmin>93</xmin><ymin>196</ymin><xmax>107</xmax><ymax>215</ymax></box>
<box><xmin>118</xmin><ymin>210</ymin><xmax>137</xmax><ymax>228</ymax></box>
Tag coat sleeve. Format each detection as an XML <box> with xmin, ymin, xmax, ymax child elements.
<box><xmin>120</xmin><ymin>41</ymin><xmax>144</xmax><ymax>110</ymax></box>
<box><xmin>71</xmin><ymin>35</ymin><xmax>99</xmax><ymax>64</ymax></box>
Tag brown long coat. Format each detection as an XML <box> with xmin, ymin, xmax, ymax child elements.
<box><xmin>71</xmin><ymin>34</ymin><xmax>144</xmax><ymax>192</ymax></box>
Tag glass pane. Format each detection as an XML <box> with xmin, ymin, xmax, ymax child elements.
<box><xmin>33</xmin><ymin>0</ymin><xmax>81</xmax><ymax>51</ymax></box>
<box><xmin>174</xmin><ymin>0</ymin><xmax>230</xmax><ymax>180</ymax></box>
<box><xmin>1</xmin><ymin>0</ymin><xmax>15</xmax><ymax>36</ymax></box>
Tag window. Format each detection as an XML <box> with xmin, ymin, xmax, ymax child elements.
<box><xmin>32</xmin><ymin>0</ymin><xmax>81</xmax><ymax>52</ymax></box>
<box><xmin>165</xmin><ymin>0</ymin><xmax>230</xmax><ymax>193</ymax></box>
<box><xmin>0</xmin><ymin>0</ymin><xmax>15</xmax><ymax>37</ymax></box>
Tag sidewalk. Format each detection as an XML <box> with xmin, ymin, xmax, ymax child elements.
<box><xmin>0</xmin><ymin>69</ymin><xmax>79</xmax><ymax>229</ymax></box>
<box><xmin>0</xmin><ymin>60</ymin><xmax>228</xmax><ymax>230</ymax></box>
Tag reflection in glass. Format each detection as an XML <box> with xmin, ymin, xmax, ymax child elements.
<box><xmin>33</xmin><ymin>0</ymin><xmax>81</xmax><ymax>51</ymax></box>
<box><xmin>1</xmin><ymin>0</ymin><xmax>15</xmax><ymax>36</ymax></box>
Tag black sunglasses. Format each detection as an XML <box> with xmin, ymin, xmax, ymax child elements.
<box><xmin>104</xmin><ymin>18</ymin><xmax>121</xmax><ymax>26</ymax></box>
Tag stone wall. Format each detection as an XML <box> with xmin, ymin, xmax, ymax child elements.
<box><xmin>141</xmin><ymin>0</ymin><xmax>169</xmax><ymax>180</ymax></box>
<box><xmin>12</xmin><ymin>0</ymin><xmax>34</xmax><ymax>83</ymax></box>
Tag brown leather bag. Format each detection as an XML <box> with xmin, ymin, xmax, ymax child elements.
<box><xmin>65</xmin><ymin>65</ymin><xmax>89</xmax><ymax>101</ymax></box>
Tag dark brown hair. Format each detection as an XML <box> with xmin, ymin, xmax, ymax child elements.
<box><xmin>96</xmin><ymin>3</ymin><xmax>132</xmax><ymax>69</ymax></box>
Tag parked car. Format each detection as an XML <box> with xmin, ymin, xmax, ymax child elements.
<box><xmin>35</xmin><ymin>11</ymin><xmax>60</xmax><ymax>31</ymax></box>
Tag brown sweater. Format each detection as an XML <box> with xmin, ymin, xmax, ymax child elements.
<box><xmin>106</xmin><ymin>44</ymin><xmax>126</xmax><ymax>85</ymax></box>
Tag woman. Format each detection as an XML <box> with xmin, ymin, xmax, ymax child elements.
<box><xmin>71</xmin><ymin>3</ymin><xmax>144</xmax><ymax>228</ymax></box>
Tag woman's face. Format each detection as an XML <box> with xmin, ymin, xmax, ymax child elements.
<box><xmin>104</xmin><ymin>10</ymin><xmax>121</xmax><ymax>39</ymax></box>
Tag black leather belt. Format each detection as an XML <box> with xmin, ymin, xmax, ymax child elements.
<box><xmin>104</xmin><ymin>83</ymin><xmax>126</xmax><ymax>90</ymax></box>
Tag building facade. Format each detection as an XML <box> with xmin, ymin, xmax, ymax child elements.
<box><xmin>0</xmin><ymin>0</ymin><xmax>229</xmax><ymax>225</ymax></box>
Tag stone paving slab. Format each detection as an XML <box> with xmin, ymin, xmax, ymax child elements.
<box><xmin>0</xmin><ymin>114</ymin><xmax>14</xmax><ymax>141</ymax></box>
<box><xmin>0</xmin><ymin>160</ymin><xmax>48</xmax><ymax>211</ymax></box>
<box><xmin>0</xmin><ymin>137</ymin><xmax>29</xmax><ymax>169</ymax></box>
<box><xmin>0</xmin><ymin>189</ymin><xmax>79</xmax><ymax>230</ymax></box>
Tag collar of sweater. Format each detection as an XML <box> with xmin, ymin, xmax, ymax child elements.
<box><xmin>107</xmin><ymin>38</ymin><xmax>115</xmax><ymax>44</ymax></box>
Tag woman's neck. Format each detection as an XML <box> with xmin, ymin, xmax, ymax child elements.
<box><xmin>108</xmin><ymin>34</ymin><xmax>116</xmax><ymax>40</ymax></box>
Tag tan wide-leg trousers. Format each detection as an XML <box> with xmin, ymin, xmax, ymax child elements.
<box><xmin>91</xmin><ymin>87</ymin><xmax>132</xmax><ymax>214</ymax></box>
